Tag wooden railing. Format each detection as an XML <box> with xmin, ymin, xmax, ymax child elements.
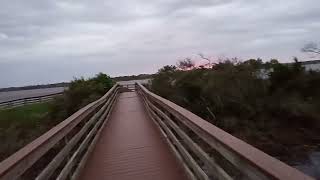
<box><xmin>0</xmin><ymin>84</ymin><xmax>120</xmax><ymax>180</ymax></box>
<box><xmin>136</xmin><ymin>83</ymin><xmax>314</xmax><ymax>180</ymax></box>
<box><xmin>122</xmin><ymin>84</ymin><xmax>136</xmax><ymax>91</ymax></box>
<box><xmin>0</xmin><ymin>92</ymin><xmax>63</xmax><ymax>109</ymax></box>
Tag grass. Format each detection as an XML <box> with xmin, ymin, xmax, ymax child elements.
<box><xmin>0</xmin><ymin>103</ymin><xmax>50</xmax><ymax>127</ymax></box>
<box><xmin>0</xmin><ymin>73</ymin><xmax>114</xmax><ymax>162</ymax></box>
<box><xmin>0</xmin><ymin>102</ymin><xmax>54</xmax><ymax>161</ymax></box>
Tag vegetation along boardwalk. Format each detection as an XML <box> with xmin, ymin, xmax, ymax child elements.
<box><xmin>0</xmin><ymin>83</ymin><xmax>314</xmax><ymax>180</ymax></box>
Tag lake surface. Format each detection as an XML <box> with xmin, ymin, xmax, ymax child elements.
<box><xmin>0</xmin><ymin>79</ymin><xmax>151</xmax><ymax>103</ymax></box>
<box><xmin>0</xmin><ymin>87</ymin><xmax>66</xmax><ymax>103</ymax></box>
<box><xmin>294</xmin><ymin>151</ymin><xmax>320</xmax><ymax>179</ymax></box>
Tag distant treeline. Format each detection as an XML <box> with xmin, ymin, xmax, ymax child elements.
<box><xmin>0</xmin><ymin>82</ymin><xmax>69</xmax><ymax>92</ymax></box>
<box><xmin>112</xmin><ymin>74</ymin><xmax>154</xmax><ymax>81</ymax></box>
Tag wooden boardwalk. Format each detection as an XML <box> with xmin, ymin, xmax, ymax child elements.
<box><xmin>79</xmin><ymin>92</ymin><xmax>188</xmax><ymax>180</ymax></box>
<box><xmin>0</xmin><ymin>84</ymin><xmax>313</xmax><ymax>180</ymax></box>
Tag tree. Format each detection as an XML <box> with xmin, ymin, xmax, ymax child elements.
<box><xmin>177</xmin><ymin>58</ymin><xmax>195</xmax><ymax>70</ymax></box>
<box><xmin>302</xmin><ymin>42</ymin><xmax>320</xmax><ymax>55</ymax></box>
<box><xmin>243</xmin><ymin>58</ymin><xmax>263</xmax><ymax>69</ymax></box>
<box><xmin>198</xmin><ymin>53</ymin><xmax>212</xmax><ymax>67</ymax></box>
<box><xmin>270</xmin><ymin>59</ymin><xmax>279</xmax><ymax>64</ymax></box>
<box><xmin>158</xmin><ymin>65</ymin><xmax>177</xmax><ymax>73</ymax></box>
<box><xmin>50</xmin><ymin>73</ymin><xmax>114</xmax><ymax>119</ymax></box>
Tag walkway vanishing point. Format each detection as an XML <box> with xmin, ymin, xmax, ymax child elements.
<box><xmin>0</xmin><ymin>83</ymin><xmax>315</xmax><ymax>180</ymax></box>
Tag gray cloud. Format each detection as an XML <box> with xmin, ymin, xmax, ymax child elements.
<box><xmin>0</xmin><ymin>0</ymin><xmax>319</xmax><ymax>87</ymax></box>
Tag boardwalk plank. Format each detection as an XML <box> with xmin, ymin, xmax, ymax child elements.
<box><xmin>79</xmin><ymin>92</ymin><xmax>188</xmax><ymax>180</ymax></box>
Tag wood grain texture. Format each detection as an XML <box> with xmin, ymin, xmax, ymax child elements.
<box><xmin>79</xmin><ymin>92</ymin><xmax>188</xmax><ymax>180</ymax></box>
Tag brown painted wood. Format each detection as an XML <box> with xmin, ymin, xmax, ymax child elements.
<box><xmin>79</xmin><ymin>92</ymin><xmax>188</xmax><ymax>180</ymax></box>
<box><xmin>0</xmin><ymin>85</ymin><xmax>119</xmax><ymax>180</ymax></box>
<box><xmin>137</xmin><ymin>83</ymin><xmax>314</xmax><ymax>180</ymax></box>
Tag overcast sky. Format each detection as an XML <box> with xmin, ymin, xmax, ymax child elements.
<box><xmin>0</xmin><ymin>0</ymin><xmax>319</xmax><ymax>87</ymax></box>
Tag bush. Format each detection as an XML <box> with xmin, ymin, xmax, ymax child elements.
<box><xmin>151</xmin><ymin>58</ymin><xmax>320</xmax><ymax>163</ymax></box>
<box><xmin>0</xmin><ymin>73</ymin><xmax>114</xmax><ymax>161</ymax></box>
<box><xmin>49</xmin><ymin>73</ymin><xmax>114</xmax><ymax>119</ymax></box>
<box><xmin>0</xmin><ymin>103</ymin><xmax>52</xmax><ymax>161</ymax></box>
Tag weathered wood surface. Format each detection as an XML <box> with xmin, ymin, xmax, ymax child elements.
<box><xmin>78</xmin><ymin>92</ymin><xmax>188</xmax><ymax>180</ymax></box>
<box><xmin>0</xmin><ymin>84</ymin><xmax>119</xmax><ymax>180</ymax></box>
<box><xmin>136</xmin><ymin>83</ymin><xmax>314</xmax><ymax>180</ymax></box>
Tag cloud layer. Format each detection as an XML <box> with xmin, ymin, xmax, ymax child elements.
<box><xmin>0</xmin><ymin>0</ymin><xmax>319</xmax><ymax>87</ymax></box>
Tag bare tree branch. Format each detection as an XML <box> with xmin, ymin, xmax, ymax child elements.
<box><xmin>177</xmin><ymin>58</ymin><xmax>195</xmax><ymax>70</ymax></box>
<box><xmin>198</xmin><ymin>53</ymin><xmax>211</xmax><ymax>62</ymax></box>
<box><xmin>198</xmin><ymin>53</ymin><xmax>212</xmax><ymax>67</ymax></box>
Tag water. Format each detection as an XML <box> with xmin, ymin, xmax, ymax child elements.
<box><xmin>294</xmin><ymin>151</ymin><xmax>320</xmax><ymax>179</ymax></box>
<box><xmin>0</xmin><ymin>79</ymin><xmax>151</xmax><ymax>103</ymax></box>
<box><xmin>0</xmin><ymin>87</ymin><xmax>66</xmax><ymax>103</ymax></box>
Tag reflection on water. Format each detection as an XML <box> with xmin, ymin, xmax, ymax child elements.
<box><xmin>294</xmin><ymin>151</ymin><xmax>320</xmax><ymax>179</ymax></box>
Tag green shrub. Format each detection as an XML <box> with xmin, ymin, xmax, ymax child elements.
<box><xmin>49</xmin><ymin>73</ymin><xmax>114</xmax><ymax>119</ymax></box>
<box><xmin>151</xmin><ymin>58</ymin><xmax>320</xmax><ymax>162</ymax></box>
<box><xmin>0</xmin><ymin>73</ymin><xmax>114</xmax><ymax>161</ymax></box>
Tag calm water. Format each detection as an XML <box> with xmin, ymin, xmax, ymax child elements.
<box><xmin>0</xmin><ymin>79</ymin><xmax>151</xmax><ymax>103</ymax></box>
<box><xmin>0</xmin><ymin>87</ymin><xmax>66</xmax><ymax>103</ymax></box>
<box><xmin>294</xmin><ymin>151</ymin><xmax>320</xmax><ymax>179</ymax></box>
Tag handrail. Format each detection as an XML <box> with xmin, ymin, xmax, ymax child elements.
<box><xmin>0</xmin><ymin>92</ymin><xmax>63</xmax><ymax>105</ymax></box>
<box><xmin>136</xmin><ymin>83</ymin><xmax>313</xmax><ymax>180</ymax></box>
<box><xmin>0</xmin><ymin>84</ymin><xmax>119</xmax><ymax>180</ymax></box>
<box><xmin>0</xmin><ymin>92</ymin><xmax>64</xmax><ymax>109</ymax></box>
